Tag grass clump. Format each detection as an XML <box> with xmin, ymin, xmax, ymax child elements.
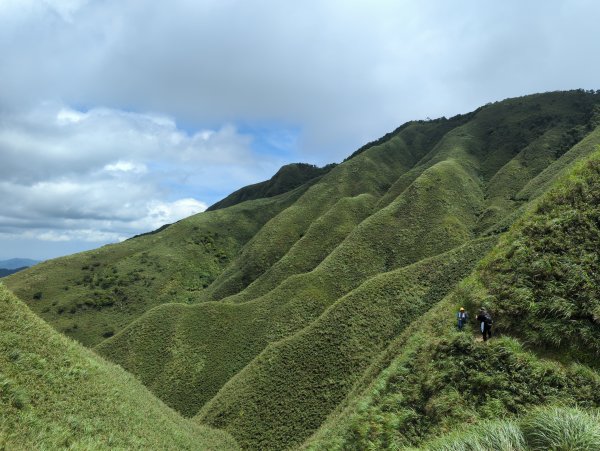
<box><xmin>427</xmin><ymin>420</ymin><xmax>525</xmax><ymax>451</ymax></box>
<box><xmin>425</xmin><ymin>406</ymin><xmax>600</xmax><ymax>451</ymax></box>
<box><xmin>521</xmin><ymin>406</ymin><xmax>600</xmax><ymax>451</ymax></box>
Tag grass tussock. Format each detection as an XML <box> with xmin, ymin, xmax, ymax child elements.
<box><xmin>427</xmin><ymin>420</ymin><xmax>525</xmax><ymax>451</ymax></box>
<box><xmin>427</xmin><ymin>406</ymin><xmax>600</xmax><ymax>451</ymax></box>
<box><xmin>521</xmin><ymin>406</ymin><xmax>600</xmax><ymax>451</ymax></box>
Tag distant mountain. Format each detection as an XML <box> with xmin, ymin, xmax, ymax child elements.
<box><xmin>206</xmin><ymin>162</ymin><xmax>336</xmax><ymax>211</ymax></box>
<box><xmin>0</xmin><ymin>267</ymin><xmax>28</xmax><ymax>278</ymax></box>
<box><xmin>0</xmin><ymin>258</ymin><xmax>40</xmax><ymax>269</ymax></box>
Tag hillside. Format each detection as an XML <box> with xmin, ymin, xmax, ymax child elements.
<box><xmin>0</xmin><ymin>283</ymin><xmax>238</xmax><ymax>449</ymax></box>
<box><xmin>4</xmin><ymin>187</ymin><xmax>307</xmax><ymax>346</ymax></box>
<box><xmin>4</xmin><ymin>90</ymin><xmax>600</xmax><ymax>449</ymax></box>
<box><xmin>302</xmin><ymin>150</ymin><xmax>600</xmax><ymax>450</ymax></box>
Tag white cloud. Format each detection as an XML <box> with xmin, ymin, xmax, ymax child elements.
<box><xmin>0</xmin><ymin>103</ymin><xmax>283</xmax><ymax>253</ymax></box>
<box><xmin>133</xmin><ymin>198</ymin><xmax>208</xmax><ymax>231</ymax></box>
<box><xmin>56</xmin><ymin>107</ymin><xmax>86</xmax><ymax>125</ymax></box>
<box><xmin>1</xmin><ymin>1</ymin><xmax>600</xmax><ymax>259</ymax></box>
<box><xmin>104</xmin><ymin>161</ymin><xmax>147</xmax><ymax>174</ymax></box>
<box><xmin>2</xmin><ymin>1</ymin><xmax>599</xmax><ymax>159</ymax></box>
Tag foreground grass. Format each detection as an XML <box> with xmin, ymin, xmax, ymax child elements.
<box><xmin>0</xmin><ymin>283</ymin><xmax>238</xmax><ymax>450</ymax></box>
<box><xmin>426</xmin><ymin>406</ymin><xmax>600</xmax><ymax>451</ymax></box>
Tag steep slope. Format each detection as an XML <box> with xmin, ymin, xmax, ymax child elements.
<box><xmin>97</xmin><ymin>145</ymin><xmax>487</xmax><ymax>418</ymax></box>
<box><xmin>4</xmin><ymin>186</ymin><xmax>305</xmax><ymax>346</ymax></box>
<box><xmin>207</xmin><ymin>162</ymin><xmax>335</xmax><ymax>211</ymax></box>
<box><xmin>302</xmin><ymin>150</ymin><xmax>600</xmax><ymax>450</ymax></box>
<box><xmin>195</xmin><ymin>237</ymin><xmax>496</xmax><ymax>450</ymax></box>
<box><xmin>197</xmin><ymin>117</ymin><xmax>464</xmax><ymax>303</ymax></box>
<box><xmin>0</xmin><ymin>283</ymin><xmax>238</xmax><ymax>450</ymax></box>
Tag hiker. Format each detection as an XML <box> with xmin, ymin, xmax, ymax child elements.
<box><xmin>476</xmin><ymin>307</ymin><xmax>493</xmax><ymax>341</ymax></box>
<box><xmin>456</xmin><ymin>307</ymin><xmax>469</xmax><ymax>330</ymax></box>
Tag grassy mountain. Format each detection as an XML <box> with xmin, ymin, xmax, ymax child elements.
<box><xmin>4</xmin><ymin>187</ymin><xmax>307</xmax><ymax>346</ymax></box>
<box><xmin>207</xmin><ymin>162</ymin><xmax>336</xmax><ymax>211</ymax></box>
<box><xmin>0</xmin><ymin>283</ymin><xmax>238</xmax><ymax>450</ymax></box>
<box><xmin>4</xmin><ymin>90</ymin><xmax>600</xmax><ymax>449</ymax></box>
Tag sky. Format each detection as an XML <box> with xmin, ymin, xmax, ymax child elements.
<box><xmin>1</xmin><ymin>0</ymin><xmax>599</xmax><ymax>261</ymax></box>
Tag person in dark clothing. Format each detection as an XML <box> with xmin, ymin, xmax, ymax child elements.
<box><xmin>456</xmin><ymin>307</ymin><xmax>469</xmax><ymax>330</ymax></box>
<box><xmin>476</xmin><ymin>307</ymin><xmax>493</xmax><ymax>341</ymax></box>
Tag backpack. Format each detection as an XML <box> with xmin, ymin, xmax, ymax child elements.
<box><xmin>484</xmin><ymin>312</ymin><xmax>493</xmax><ymax>325</ymax></box>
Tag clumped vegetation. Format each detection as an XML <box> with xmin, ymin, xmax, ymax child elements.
<box><xmin>4</xmin><ymin>91</ymin><xmax>600</xmax><ymax>449</ymax></box>
<box><xmin>426</xmin><ymin>406</ymin><xmax>600</xmax><ymax>451</ymax></box>
<box><xmin>480</xmin><ymin>153</ymin><xmax>600</xmax><ymax>359</ymax></box>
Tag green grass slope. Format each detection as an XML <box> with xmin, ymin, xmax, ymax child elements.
<box><xmin>4</xmin><ymin>187</ymin><xmax>304</xmax><ymax>346</ymax></box>
<box><xmin>221</xmin><ymin>193</ymin><xmax>376</xmax><ymax>304</ymax></box>
<box><xmin>0</xmin><ymin>283</ymin><xmax>238</xmax><ymax>450</ymax></box>
<box><xmin>195</xmin><ymin>237</ymin><xmax>496</xmax><ymax>450</ymax></box>
<box><xmin>4</xmin><ymin>90</ymin><xmax>600</xmax><ymax>451</ymax></box>
<box><xmin>197</xmin><ymin>117</ymin><xmax>460</xmax><ymax>303</ymax></box>
<box><xmin>97</xmin><ymin>146</ymin><xmax>487</xmax><ymax>419</ymax></box>
<box><xmin>96</xmin><ymin>92</ymin><xmax>599</xmax><ymax>441</ymax></box>
<box><xmin>302</xmin><ymin>150</ymin><xmax>600</xmax><ymax>450</ymax></box>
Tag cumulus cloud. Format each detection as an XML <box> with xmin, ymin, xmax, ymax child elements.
<box><xmin>0</xmin><ymin>104</ymin><xmax>280</xmax><ymax>255</ymax></box>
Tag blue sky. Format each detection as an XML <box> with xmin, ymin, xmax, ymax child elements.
<box><xmin>1</xmin><ymin>0</ymin><xmax>600</xmax><ymax>260</ymax></box>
